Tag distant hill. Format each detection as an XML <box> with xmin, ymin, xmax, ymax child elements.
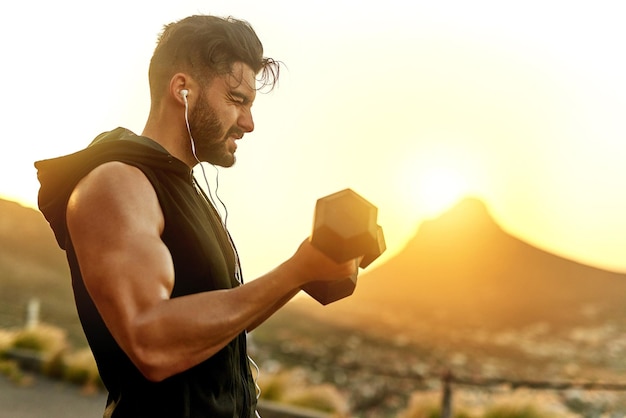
<box><xmin>283</xmin><ymin>197</ymin><xmax>626</xmax><ymax>335</ymax></box>
<box><xmin>0</xmin><ymin>199</ymin><xmax>83</xmax><ymax>344</ymax></box>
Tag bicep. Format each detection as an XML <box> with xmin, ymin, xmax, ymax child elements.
<box><xmin>66</xmin><ymin>162</ymin><xmax>174</xmax><ymax>341</ymax></box>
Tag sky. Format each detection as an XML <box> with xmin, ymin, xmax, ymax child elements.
<box><xmin>1</xmin><ymin>0</ymin><xmax>626</xmax><ymax>279</ymax></box>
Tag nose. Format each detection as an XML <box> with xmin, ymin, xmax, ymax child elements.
<box><xmin>238</xmin><ymin>108</ymin><xmax>254</xmax><ymax>133</ymax></box>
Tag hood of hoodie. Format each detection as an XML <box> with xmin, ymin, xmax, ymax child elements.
<box><xmin>35</xmin><ymin>127</ymin><xmax>190</xmax><ymax>250</ymax></box>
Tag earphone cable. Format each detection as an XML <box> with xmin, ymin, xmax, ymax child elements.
<box><xmin>184</xmin><ymin>94</ymin><xmax>221</xmax><ymax>213</ymax></box>
<box><xmin>184</xmin><ymin>93</ymin><xmax>260</xmax><ymax>415</ymax></box>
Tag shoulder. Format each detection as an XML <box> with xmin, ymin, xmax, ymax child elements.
<box><xmin>67</xmin><ymin>161</ymin><xmax>164</xmax><ymax>233</ymax></box>
<box><xmin>83</xmin><ymin>160</ymin><xmax>149</xmax><ymax>186</ymax></box>
<box><xmin>72</xmin><ymin>161</ymin><xmax>155</xmax><ymax>206</ymax></box>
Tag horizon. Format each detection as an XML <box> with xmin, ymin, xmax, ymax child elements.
<box><xmin>4</xmin><ymin>192</ymin><xmax>626</xmax><ymax>277</ymax></box>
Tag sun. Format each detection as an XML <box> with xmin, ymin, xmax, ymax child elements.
<box><xmin>417</xmin><ymin>167</ymin><xmax>467</xmax><ymax>217</ymax></box>
<box><xmin>413</xmin><ymin>167</ymin><xmax>466</xmax><ymax>217</ymax></box>
<box><xmin>397</xmin><ymin>156</ymin><xmax>470</xmax><ymax>219</ymax></box>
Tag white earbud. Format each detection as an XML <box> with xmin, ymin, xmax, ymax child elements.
<box><xmin>180</xmin><ymin>89</ymin><xmax>189</xmax><ymax>102</ymax></box>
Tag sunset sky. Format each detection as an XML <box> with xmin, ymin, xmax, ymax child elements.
<box><xmin>1</xmin><ymin>1</ymin><xmax>625</xmax><ymax>279</ymax></box>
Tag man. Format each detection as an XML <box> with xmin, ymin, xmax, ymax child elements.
<box><xmin>35</xmin><ymin>15</ymin><xmax>359</xmax><ymax>418</ymax></box>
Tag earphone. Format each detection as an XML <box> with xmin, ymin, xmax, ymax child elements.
<box><xmin>181</xmin><ymin>89</ymin><xmax>196</xmax><ymax>158</ymax></box>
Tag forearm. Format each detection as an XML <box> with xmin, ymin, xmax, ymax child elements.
<box><xmin>246</xmin><ymin>288</ymin><xmax>300</xmax><ymax>332</ymax></box>
<box><xmin>126</xmin><ymin>259</ymin><xmax>307</xmax><ymax>381</ymax></box>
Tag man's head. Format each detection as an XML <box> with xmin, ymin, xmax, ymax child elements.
<box><xmin>146</xmin><ymin>15</ymin><xmax>280</xmax><ymax>167</ymax></box>
<box><xmin>148</xmin><ymin>15</ymin><xmax>279</xmax><ymax>105</ymax></box>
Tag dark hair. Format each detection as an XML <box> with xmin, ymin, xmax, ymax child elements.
<box><xmin>148</xmin><ymin>15</ymin><xmax>280</xmax><ymax>102</ymax></box>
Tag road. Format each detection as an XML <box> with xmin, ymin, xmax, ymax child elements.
<box><xmin>0</xmin><ymin>373</ymin><xmax>329</xmax><ymax>418</ymax></box>
<box><xmin>0</xmin><ymin>373</ymin><xmax>107</xmax><ymax>418</ymax></box>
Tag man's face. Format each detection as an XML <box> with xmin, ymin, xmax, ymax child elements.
<box><xmin>189</xmin><ymin>62</ymin><xmax>256</xmax><ymax>167</ymax></box>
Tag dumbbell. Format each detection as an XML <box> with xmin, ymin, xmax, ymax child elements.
<box><xmin>302</xmin><ymin>188</ymin><xmax>386</xmax><ymax>305</ymax></box>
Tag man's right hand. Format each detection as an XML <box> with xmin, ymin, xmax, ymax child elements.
<box><xmin>287</xmin><ymin>238</ymin><xmax>361</xmax><ymax>287</ymax></box>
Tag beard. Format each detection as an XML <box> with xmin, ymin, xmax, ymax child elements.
<box><xmin>188</xmin><ymin>92</ymin><xmax>241</xmax><ymax>167</ymax></box>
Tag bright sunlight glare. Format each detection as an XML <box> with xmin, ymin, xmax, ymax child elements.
<box><xmin>415</xmin><ymin>167</ymin><xmax>468</xmax><ymax>218</ymax></box>
<box><xmin>394</xmin><ymin>142</ymin><xmax>480</xmax><ymax>220</ymax></box>
<box><xmin>396</xmin><ymin>153</ymin><xmax>471</xmax><ymax>220</ymax></box>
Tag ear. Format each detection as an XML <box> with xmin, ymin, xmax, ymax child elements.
<box><xmin>169</xmin><ymin>73</ymin><xmax>192</xmax><ymax>106</ymax></box>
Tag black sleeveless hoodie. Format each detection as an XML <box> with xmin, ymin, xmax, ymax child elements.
<box><xmin>35</xmin><ymin>127</ymin><xmax>256</xmax><ymax>418</ymax></box>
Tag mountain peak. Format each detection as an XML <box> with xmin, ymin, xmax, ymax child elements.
<box><xmin>442</xmin><ymin>196</ymin><xmax>490</xmax><ymax>218</ymax></box>
<box><xmin>417</xmin><ymin>196</ymin><xmax>499</xmax><ymax>239</ymax></box>
<box><xmin>437</xmin><ymin>196</ymin><xmax>492</xmax><ymax>223</ymax></box>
